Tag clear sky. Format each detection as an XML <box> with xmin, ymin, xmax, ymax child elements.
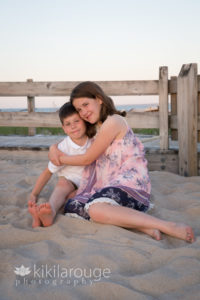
<box><xmin>0</xmin><ymin>0</ymin><xmax>199</xmax><ymax>108</ymax></box>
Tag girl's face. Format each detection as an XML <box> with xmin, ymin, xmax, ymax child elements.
<box><xmin>62</xmin><ymin>113</ymin><xmax>87</xmax><ymax>142</ymax></box>
<box><xmin>73</xmin><ymin>97</ymin><xmax>102</xmax><ymax>124</ymax></box>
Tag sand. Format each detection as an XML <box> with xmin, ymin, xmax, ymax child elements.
<box><xmin>0</xmin><ymin>149</ymin><xmax>200</xmax><ymax>300</ymax></box>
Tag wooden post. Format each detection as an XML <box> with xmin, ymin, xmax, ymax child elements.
<box><xmin>198</xmin><ymin>92</ymin><xmax>200</xmax><ymax>142</ymax></box>
<box><xmin>177</xmin><ymin>64</ymin><xmax>198</xmax><ymax>176</ymax></box>
<box><xmin>27</xmin><ymin>79</ymin><xmax>36</xmax><ymax>136</ymax></box>
<box><xmin>170</xmin><ymin>76</ymin><xmax>178</xmax><ymax>140</ymax></box>
<box><xmin>159</xmin><ymin>66</ymin><xmax>169</xmax><ymax>150</ymax></box>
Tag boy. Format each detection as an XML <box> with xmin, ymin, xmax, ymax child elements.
<box><xmin>28</xmin><ymin>102</ymin><xmax>93</xmax><ymax>228</ymax></box>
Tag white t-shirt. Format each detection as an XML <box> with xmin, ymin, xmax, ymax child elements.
<box><xmin>48</xmin><ymin>136</ymin><xmax>92</xmax><ymax>188</ymax></box>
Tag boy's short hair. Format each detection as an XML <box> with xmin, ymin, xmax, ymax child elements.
<box><xmin>59</xmin><ymin>101</ymin><xmax>96</xmax><ymax>138</ymax></box>
<box><xmin>59</xmin><ymin>102</ymin><xmax>77</xmax><ymax>124</ymax></box>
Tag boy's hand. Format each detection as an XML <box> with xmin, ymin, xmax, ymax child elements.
<box><xmin>48</xmin><ymin>144</ymin><xmax>63</xmax><ymax>166</ymax></box>
<box><xmin>29</xmin><ymin>194</ymin><xmax>38</xmax><ymax>203</ymax></box>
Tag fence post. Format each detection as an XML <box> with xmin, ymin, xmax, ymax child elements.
<box><xmin>177</xmin><ymin>64</ymin><xmax>198</xmax><ymax>176</ymax></box>
<box><xmin>159</xmin><ymin>66</ymin><xmax>169</xmax><ymax>150</ymax></box>
<box><xmin>170</xmin><ymin>76</ymin><xmax>178</xmax><ymax>140</ymax></box>
<box><xmin>27</xmin><ymin>79</ymin><xmax>36</xmax><ymax>136</ymax></box>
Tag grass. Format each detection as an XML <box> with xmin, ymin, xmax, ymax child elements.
<box><xmin>0</xmin><ymin>127</ymin><xmax>160</xmax><ymax>136</ymax></box>
<box><xmin>0</xmin><ymin>127</ymin><xmax>65</xmax><ymax>136</ymax></box>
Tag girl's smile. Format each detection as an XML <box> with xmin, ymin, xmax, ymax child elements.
<box><xmin>73</xmin><ymin>97</ymin><xmax>102</xmax><ymax>124</ymax></box>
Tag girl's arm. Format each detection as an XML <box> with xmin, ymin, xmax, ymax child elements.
<box><xmin>29</xmin><ymin>167</ymin><xmax>52</xmax><ymax>202</ymax></box>
<box><xmin>49</xmin><ymin>116</ymin><xmax>125</xmax><ymax>166</ymax></box>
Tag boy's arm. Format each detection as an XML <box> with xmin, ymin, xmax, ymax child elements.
<box><xmin>29</xmin><ymin>167</ymin><xmax>52</xmax><ymax>202</ymax></box>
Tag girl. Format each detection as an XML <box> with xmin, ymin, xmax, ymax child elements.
<box><xmin>49</xmin><ymin>82</ymin><xmax>195</xmax><ymax>242</ymax></box>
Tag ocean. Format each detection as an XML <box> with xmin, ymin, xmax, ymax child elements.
<box><xmin>1</xmin><ymin>104</ymin><xmax>160</xmax><ymax>112</ymax></box>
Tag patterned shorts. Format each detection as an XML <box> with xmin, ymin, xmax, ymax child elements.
<box><xmin>64</xmin><ymin>187</ymin><xmax>149</xmax><ymax>220</ymax></box>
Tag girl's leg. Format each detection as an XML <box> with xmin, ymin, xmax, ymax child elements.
<box><xmin>134</xmin><ymin>227</ymin><xmax>162</xmax><ymax>240</ymax></box>
<box><xmin>38</xmin><ymin>177</ymin><xmax>75</xmax><ymax>227</ymax></box>
<box><xmin>88</xmin><ymin>203</ymin><xmax>195</xmax><ymax>242</ymax></box>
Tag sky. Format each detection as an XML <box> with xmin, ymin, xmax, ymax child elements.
<box><xmin>0</xmin><ymin>0</ymin><xmax>199</xmax><ymax>109</ymax></box>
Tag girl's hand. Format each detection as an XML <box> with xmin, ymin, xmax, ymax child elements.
<box><xmin>48</xmin><ymin>144</ymin><xmax>63</xmax><ymax>166</ymax></box>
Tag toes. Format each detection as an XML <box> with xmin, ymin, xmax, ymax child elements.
<box><xmin>28</xmin><ymin>200</ymin><xmax>33</xmax><ymax>207</ymax></box>
<box><xmin>39</xmin><ymin>203</ymin><xmax>45</xmax><ymax>209</ymax></box>
<box><xmin>186</xmin><ymin>228</ymin><xmax>195</xmax><ymax>243</ymax></box>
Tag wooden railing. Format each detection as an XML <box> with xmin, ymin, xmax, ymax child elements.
<box><xmin>0</xmin><ymin>64</ymin><xmax>199</xmax><ymax>176</ymax></box>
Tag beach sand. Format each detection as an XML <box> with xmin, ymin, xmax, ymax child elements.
<box><xmin>0</xmin><ymin>149</ymin><xmax>200</xmax><ymax>300</ymax></box>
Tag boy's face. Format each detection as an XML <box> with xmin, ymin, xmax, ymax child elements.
<box><xmin>62</xmin><ymin>113</ymin><xmax>87</xmax><ymax>141</ymax></box>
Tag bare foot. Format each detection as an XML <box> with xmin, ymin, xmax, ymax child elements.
<box><xmin>38</xmin><ymin>203</ymin><xmax>55</xmax><ymax>227</ymax></box>
<box><xmin>138</xmin><ymin>228</ymin><xmax>162</xmax><ymax>241</ymax></box>
<box><xmin>167</xmin><ymin>222</ymin><xmax>195</xmax><ymax>243</ymax></box>
<box><xmin>28</xmin><ymin>201</ymin><xmax>41</xmax><ymax>228</ymax></box>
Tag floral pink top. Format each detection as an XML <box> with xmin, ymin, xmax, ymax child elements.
<box><xmin>74</xmin><ymin>127</ymin><xmax>151</xmax><ymax>207</ymax></box>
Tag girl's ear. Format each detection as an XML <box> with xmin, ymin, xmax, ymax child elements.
<box><xmin>96</xmin><ymin>96</ymin><xmax>103</xmax><ymax>105</ymax></box>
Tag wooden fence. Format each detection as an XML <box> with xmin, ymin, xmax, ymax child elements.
<box><xmin>0</xmin><ymin>63</ymin><xmax>199</xmax><ymax>176</ymax></box>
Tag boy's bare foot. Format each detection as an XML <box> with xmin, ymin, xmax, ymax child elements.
<box><xmin>167</xmin><ymin>222</ymin><xmax>195</xmax><ymax>243</ymax></box>
<box><xmin>38</xmin><ymin>203</ymin><xmax>55</xmax><ymax>227</ymax></box>
<box><xmin>28</xmin><ymin>201</ymin><xmax>41</xmax><ymax>228</ymax></box>
<box><xmin>139</xmin><ymin>228</ymin><xmax>162</xmax><ymax>241</ymax></box>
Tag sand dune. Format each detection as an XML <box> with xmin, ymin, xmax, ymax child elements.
<box><xmin>0</xmin><ymin>149</ymin><xmax>200</xmax><ymax>300</ymax></box>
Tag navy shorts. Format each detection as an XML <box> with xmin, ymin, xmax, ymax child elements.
<box><xmin>64</xmin><ymin>187</ymin><xmax>149</xmax><ymax>220</ymax></box>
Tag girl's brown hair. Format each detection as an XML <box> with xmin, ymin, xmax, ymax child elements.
<box><xmin>70</xmin><ymin>81</ymin><xmax>126</xmax><ymax>123</ymax></box>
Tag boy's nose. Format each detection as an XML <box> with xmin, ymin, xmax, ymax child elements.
<box><xmin>71</xmin><ymin>123</ymin><xmax>76</xmax><ymax>129</ymax></box>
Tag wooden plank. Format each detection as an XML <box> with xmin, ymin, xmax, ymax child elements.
<box><xmin>1</xmin><ymin>110</ymin><xmax>199</xmax><ymax>130</ymax></box>
<box><xmin>125</xmin><ymin>111</ymin><xmax>159</xmax><ymax>128</ymax></box>
<box><xmin>145</xmin><ymin>151</ymin><xmax>179</xmax><ymax>174</ymax></box>
<box><xmin>0</xmin><ymin>111</ymin><xmax>159</xmax><ymax>129</ymax></box>
<box><xmin>169</xmin><ymin>75</ymin><xmax>200</xmax><ymax>93</ymax></box>
<box><xmin>0</xmin><ymin>80</ymin><xmax>159</xmax><ymax>96</ymax></box>
<box><xmin>159</xmin><ymin>66</ymin><xmax>169</xmax><ymax>150</ymax></box>
<box><xmin>170</xmin><ymin>115</ymin><xmax>200</xmax><ymax>130</ymax></box>
<box><xmin>0</xmin><ymin>112</ymin><xmax>60</xmax><ymax>128</ymax></box>
<box><xmin>177</xmin><ymin>63</ymin><xmax>198</xmax><ymax>176</ymax></box>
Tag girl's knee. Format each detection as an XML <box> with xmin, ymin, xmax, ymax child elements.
<box><xmin>88</xmin><ymin>203</ymin><xmax>108</xmax><ymax>223</ymax></box>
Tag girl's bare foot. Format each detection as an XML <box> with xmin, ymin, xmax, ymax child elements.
<box><xmin>167</xmin><ymin>222</ymin><xmax>195</xmax><ymax>243</ymax></box>
<box><xmin>28</xmin><ymin>201</ymin><xmax>41</xmax><ymax>228</ymax></box>
<box><xmin>138</xmin><ymin>228</ymin><xmax>162</xmax><ymax>241</ymax></box>
<box><xmin>38</xmin><ymin>203</ymin><xmax>55</xmax><ymax>227</ymax></box>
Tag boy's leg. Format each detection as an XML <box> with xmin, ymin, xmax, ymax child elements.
<box><xmin>28</xmin><ymin>201</ymin><xmax>42</xmax><ymax>228</ymax></box>
<box><xmin>38</xmin><ymin>177</ymin><xmax>75</xmax><ymax>227</ymax></box>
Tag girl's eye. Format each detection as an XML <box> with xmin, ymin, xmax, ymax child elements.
<box><xmin>83</xmin><ymin>103</ymin><xmax>88</xmax><ymax>107</ymax></box>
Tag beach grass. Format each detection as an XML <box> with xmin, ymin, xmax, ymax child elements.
<box><xmin>0</xmin><ymin>126</ymin><xmax>160</xmax><ymax>136</ymax></box>
<box><xmin>0</xmin><ymin>127</ymin><xmax>65</xmax><ymax>136</ymax></box>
